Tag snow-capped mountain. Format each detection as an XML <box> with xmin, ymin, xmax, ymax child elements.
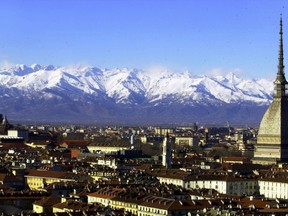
<box><xmin>0</xmin><ymin>64</ymin><xmax>274</xmax><ymax>125</ymax></box>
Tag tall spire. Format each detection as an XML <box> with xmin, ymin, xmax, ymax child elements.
<box><xmin>274</xmin><ymin>15</ymin><xmax>288</xmax><ymax>97</ymax></box>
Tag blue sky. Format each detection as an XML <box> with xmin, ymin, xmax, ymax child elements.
<box><xmin>0</xmin><ymin>0</ymin><xmax>287</xmax><ymax>78</ymax></box>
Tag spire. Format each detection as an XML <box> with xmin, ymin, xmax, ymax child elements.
<box><xmin>274</xmin><ymin>15</ymin><xmax>288</xmax><ymax>98</ymax></box>
<box><xmin>277</xmin><ymin>15</ymin><xmax>285</xmax><ymax>79</ymax></box>
<box><xmin>2</xmin><ymin>115</ymin><xmax>7</xmax><ymax>125</ymax></box>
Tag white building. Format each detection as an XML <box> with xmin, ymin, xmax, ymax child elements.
<box><xmin>259</xmin><ymin>176</ymin><xmax>288</xmax><ymax>199</ymax></box>
<box><xmin>162</xmin><ymin>133</ymin><xmax>172</xmax><ymax>168</ymax></box>
<box><xmin>8</xmin><ymin>129</ymin><xmax>29</xmax><ymax>140</ymax></box>
<box><xmin>186</xmin><ymin>174</ymin><xmax>258</xmax><ymax>196</ymax></box>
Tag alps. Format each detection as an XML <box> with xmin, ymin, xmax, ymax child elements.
<box><xmin>0</xmin><ymin>64</ymin><xmax>273</xmax><ymax>125</ymax></box>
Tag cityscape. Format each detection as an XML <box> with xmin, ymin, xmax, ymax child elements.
<box><xmin>1</xmin><ymin>1</ymin><xmax>288</xmax><ymax>216</ymax></box>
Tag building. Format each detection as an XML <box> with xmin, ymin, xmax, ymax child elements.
<box><xmin>258</xmin><ymin>164</ymin><xmax>288</xmax><ymax>199</ymax></box>
<box><xmin>154</xmin><ymin>127</ymin><xmax>174</xmax><ymax>136</ymax></box>
<box><xmin>25</xmin><ymin>170</ymin><xmax>75</xmax><ymax>190</ymax></box>
<box><xmin>87</xmin><ymin>143</ymin><xmax>130</xmax><ymax>154</ymax></box>
<box><xmin>186</xmin><ymin>173</ymin><xmax>259</xmax><ymax>196</ymax></box>
<box><xmin>259</xmin><ymin>175</ymin><xmax>288</xmax><ymax>199</ymax></box>
<box><xmin>137</xmin><ymin>196</ymin><xmax>210</xmax><ymax>216</ymax></box>
<box><xmin>52</xmin><ymin>200</ymin><xmax>101</xmax><ymax>213</ymax></box>
<box><xmin>151</xmin><ymin>169</ymin><xmax>259</xmax><ymax>196</ymax></box>
<box><xmin>253</xmin><ymin>17</ymin><xmax>288</xmax><ymax>165</ymax></box>
<box><xmin>33</xmin><ymin>195</ymin><xmax>61</xmax><ymax>214</ymax></box>
<box><xmin>87</xmin><ymin>187</ymin><xmax>125</xmax><ymax>206</ymax></box>
<box><xmin>162</xmin><ymin>133</ymin><xmax>172</xmax><ymax>168</ymax></box>
<box><xmin>152</xmin><ymin>169</ymin><xmax>188</xmax><ymax>188</ymax></box>
<box><xmin>7</xmin><ymin>130</ymin><xmax>29</xmax><ymax>141</ymax></box>
<box><xmin>110</xmin><ymin>191</ymin><xmax>146</xmax><ymax>215</ymax></box>
<box><xmin>175</xmin><ymin>136</ymin><xmax>199</xmax><ymax>147</ymax></box>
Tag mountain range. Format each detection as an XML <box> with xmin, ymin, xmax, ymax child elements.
<box><xmin>0</xmin><ymin>64</ymin><xmax>274</xmax><ymax>126</ymax></box>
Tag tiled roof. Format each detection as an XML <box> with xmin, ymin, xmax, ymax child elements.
<box><xmin>185</xmin><ymin>173</ymin><xmax>258</xmax><ymax>182</ymax></box>
<box><xmin>111</xmin><ymin>191</ymin><xmax>146</xmax><ymax>204</ymax></box>
<box><xmin>25</xmin><ymin>170</ymin><xmax>67</xmax><ymax>179</ymax></box>
<box><xmin>62</xmin><ymin>140</ymin><xmax>89</xmax><ymax>147</ymax></box>
<box><xmin>33</xmin><ymin>195</ymin><xmax>61</xmax><ymax>207</ymax></box>
<box><xmin>53</xmin><ymin>200</ymin><xmax>101</xmax><ymax>211</ymax></box>
<box><xmin>239</xmin><ymin>197</ymin><xmax>268</xmax><ymax>209</ymax></box>
<box><xmin>0</xmin><ymin>174</ymin><xmax>6</xmax><ymax>182</ymax></box>
<box><xmin>149</xmin><ymin>169</ymin><xmax>189</xmax><ymax>180</ymax></box>
<box><xmin>139</xmin><ymin>195</ymin><xmax>214</xmax><ymax>211</ymax></box>
<box><xmin>87</xmin><ymin>187</ymin><xmax>126</xmax><ymax>199</ymax></box>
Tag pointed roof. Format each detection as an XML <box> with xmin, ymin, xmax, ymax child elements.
<box><xmin>274</xmin><ymin>15</ymin><xmax>288</xmax><ymax>98</ymax></box>
<box><xmin>276</xmin><ymin>15</ymin><xmax>286</xmax><ymax>82</ymax></box>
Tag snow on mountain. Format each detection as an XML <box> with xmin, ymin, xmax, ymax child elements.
<box><xmin>0</xmin><ymin>64</ymin><xmax>274</xmax><ymax>105</ymax></box>
<box><xmin>0</xmin><ymin>64</ymin><xmax>275</xmax><ymax>124</ymax></box>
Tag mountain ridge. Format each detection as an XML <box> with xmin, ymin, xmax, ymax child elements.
<box><xmin>0</xmin><ymin>64</ymin><xmax>274</xmax><ymax>125</ymax></box>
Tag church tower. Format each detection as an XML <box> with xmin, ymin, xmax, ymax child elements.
<box><xmin>253</xmin><ymin>16</ymin><xmax>288</xmax><ymax>164</ymax></box>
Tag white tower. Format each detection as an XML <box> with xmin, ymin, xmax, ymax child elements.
<box><xmin>130</xmin><ymin>133</ymin><xmax>135</xmax><ymax>149</ymax></box>
<box><xmin>162</xmin><ymin>132</ymin><xmax>172</xmax><ymax>168</ymax></box>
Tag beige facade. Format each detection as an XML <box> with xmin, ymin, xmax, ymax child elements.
<box><xmin>111</xmin><ymin>199</ymin><xmax>138</xmax><ymax>215</ymax></box>
<box><xmin>87</xmin><ymin>193</ymin><xmax>113</xmax><ymax>206</ymax></box>
<box><xmin>87</xmin><ymin>188</ymin><xmax>125</xmax><ymax>206</ymax></box>
<box><xmin>137</xmin><ymin>205</ymin><xmax>168</xmax><ymax>216</ymax></box>
<box><xmin>175</xmin><ymin>137</ymin><xmax>195</xmax><ymax>146</ymax></box>
<box><xmin>33</xmin><ymin>204</ymin><xmax>45</xmax><ymax>214</ymax></box>
<box><xmin>25</xmin><ymin>170</ymin><xmax>74</xmax><ymax>190</ymax></box>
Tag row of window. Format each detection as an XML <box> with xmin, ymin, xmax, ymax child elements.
<box><xmin>138</xmin><ymin>206</ymin><xmax>166</xmax><ymax>215</ymax></box>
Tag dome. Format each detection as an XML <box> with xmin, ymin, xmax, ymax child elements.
<box><xmin>258</xmin><ymin>99</ymin><xmax>283</xmax><ymax>136</ymax></box>
<box><xmin>252</xmin><ymin>16</ymin><xmax>288</xmax><ymax>164</ymax></box>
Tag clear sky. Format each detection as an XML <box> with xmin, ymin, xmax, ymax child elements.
<box><xmin>0</xmin><ymin>0</ymin><xmax>287</xmax><ymax>78</ymax></box>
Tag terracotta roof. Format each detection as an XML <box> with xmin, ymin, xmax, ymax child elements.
<box><xmin>139</xmin><ymin>195</ymin><xmax>213</xmax><ymax>211</ymax></box>
<box><xmin>53</xmin><ymin>200</ymin><xmax>100</xmax><ymax>211</ymax></box>
<box><xmin>71</xmin><ymin>188</ymin><xmax>90</xmax><ymax>197</ymax></box>
<box><xmin>25</xmin><ymin>170</ymin><xmax>67</xmax><ymax>179</ymax></box>
<box><xmin>259</xmin><ymin>172</ymin><xmax>288</xmax><ymax>183</ymax></box>
<box><xmin>87</xmin><ymin>193</ymin><xmax>115</xmax><ymax>199</ymax></box>
<box><xmin>0</xmin><ymin>174</ymin><xmax>6</xmax><ymax>182</ymax></box>
<box><xmin>111</xmin><ymin>192</ymin><xmax>146</xmax><ymax>204</ymax></box>
<box><xmin>62</xmin><ymin>140</ymin><xmax>89</xmax><ymax>147</ymax></box>
<box><xmin>149</xmin><ymin>169</ymin><xmax>189</xmax><ymax>180</ymax></box>
<box><xmin>239</xmin><ymin>197</ymin><xmax>269</xmax><ymax>209</ymax></box>
<box><xmin>87</xmin><ymin>187</ymin><xmax>125</xmax><ymax>199</ymax></box>
<box><xmin>134</xmin><ymin>164</ymin><xmax>152</xmax><ymax>171</ymax></box>
<box><xmin>259</xmin><ymin>208</ymin><xmax>288</xmax><ymax>213</ymax></box>
<box><xmin>34</xmin><ymin>195</ymin><xmax>61</xmax><ymax>207</ymax></box>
